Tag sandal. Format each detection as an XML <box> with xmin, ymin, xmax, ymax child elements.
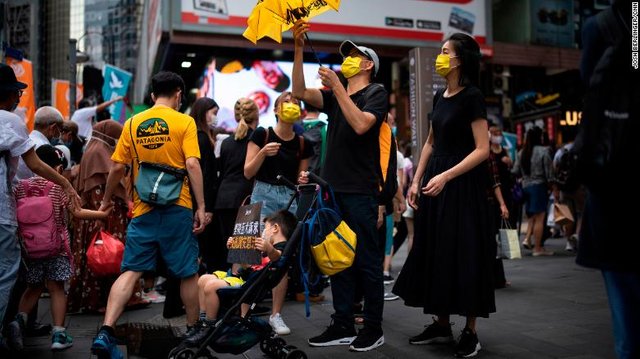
<box><xmin>521</xmin><ymin>239</ymin><xmax>532</xmax><ymax>250</ymax></box>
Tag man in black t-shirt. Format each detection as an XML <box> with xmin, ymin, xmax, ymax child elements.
<box><xmin>292</xmin><ymin>21</ymin><xmax>388</xmax><ymax>352</ymax></box>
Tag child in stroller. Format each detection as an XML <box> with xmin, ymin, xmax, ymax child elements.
<box><xmin>184</xmin><ymin>210</ymin><xmax>297</xmax><ymax>346</ymax></box>
<box><xmin>168</xmin><ymin>175</ymin><xmax>323</xmax><ymax>359</ymax></box>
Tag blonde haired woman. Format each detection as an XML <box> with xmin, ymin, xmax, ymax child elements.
<box><xmin>208</xmin><ymin>98</ymin><xmax>260</xmax><ymax>272</ymax></box>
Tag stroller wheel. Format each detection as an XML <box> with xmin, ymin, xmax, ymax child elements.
<box><xmin>260</xmin><ymin>339</ymin><xmax>271</xmax><ymax>355</ymax></box>
<box><xmin>261</xmin><ymin>337</ymin><xmax>287</xmax><ymax>357</ymax></box>
<box><xmin>167</xmin><ymin>346</ymin><xmax>199</xmax><ymax>359</ymax></box>
<box><xmin>260</xmin><ymin>339</ymin><xmax>269</xmax><ymax>354</ymax></box>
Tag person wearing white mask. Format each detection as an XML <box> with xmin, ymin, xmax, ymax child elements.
<box><xmin>489</xmin><ymin>123</ymin><xmax>517</xmax><ymax>228</ymax></box>
<box><xmin>15</xmin><ymin>106</ymin><xmax>65</xmax><ymax>180</ymax></box>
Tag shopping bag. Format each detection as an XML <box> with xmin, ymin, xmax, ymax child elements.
<box><xmin>546</xmin><ymin>201</ymin><xmax>555</xmax><ymax>227</ymax></box>
<box><xmin>498</xmin><ymin>220</ymin><xmax>521</xmax><ymax>259</ymax></box>
<box><xmin>87</xmin><ymin>230</ymin><xmax>125</xmax><ymax>277</ymax></box>
<box><xmin>553</xmin><ymin>203</ymin><xmax>574</xmax><ymax>226</ymax></box>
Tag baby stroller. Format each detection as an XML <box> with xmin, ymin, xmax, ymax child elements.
<box><xmin>167</xmin><ymin>173</ymin><xmax>330</xmax><ymax>359</ymax></box>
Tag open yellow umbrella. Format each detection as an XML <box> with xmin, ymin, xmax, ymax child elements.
<box><xmin>243</xmin><ymin>0</ymin><xmax>341</xmax><ymax>64</ymax></box>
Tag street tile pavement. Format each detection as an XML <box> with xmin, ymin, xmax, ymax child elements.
<box><xmin>9</xmin><ymin>237</ymin><xmax>615</xmax><ymax>359</ymax></box>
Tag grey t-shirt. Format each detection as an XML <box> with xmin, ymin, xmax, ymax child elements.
<box><xmin>512</xmin><ymin>145</ymin><xmax>553</xmax><ymax>187</ymax></box>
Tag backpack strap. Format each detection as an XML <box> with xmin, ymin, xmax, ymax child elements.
<box><xmin>20</xmin><ymin>179</ymin><xmax>31</xmax><ymax>197</ymax></box>
<box><xmin>129</xmin><ymin>116</ymin><xmax>140</xmax><ymax>166</ymax></box>
<box><xmin>41</xmin><ymin>181</ymin><xmax>55</xmax><ymax>197</ymax></box>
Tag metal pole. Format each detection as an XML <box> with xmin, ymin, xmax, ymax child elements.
<box><xmin>69</xmin><ymin>38</ymin><xmax>77</xmax><ymax>118</ymax></box>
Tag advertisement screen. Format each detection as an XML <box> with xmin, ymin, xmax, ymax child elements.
<box><xmin>198</xmin><ymin>58</ymin><xmax>338</xmax><ymax>131</ymax></box>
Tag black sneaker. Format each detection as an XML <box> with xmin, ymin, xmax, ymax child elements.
<box><xmin>308</xmin><ymin>322</ymin><xmax>356</xmax><ymax>347</ymax></box>
<box><xmin>7</xmin><ymin>314</ymin><xmax>26</xmax><ymax>350</ymax></box>
<box><xmin>26</xmin><ymin>321</ymin><xmax>52</xmax><ymax>337</ymax></box>
<box><xmin>349</xmin><ymin>327</ymin><xmax>384</xmax><ymax>352</ymax></box>
<box><xmin>183</xmin><ymin>320</ymin><xmax>214</xmax><ymax>346</ymax></box>
<box><xmin>409</xmin><ymin>319</ymin><xmax>454</xmax><ymax>345</ymax></box>
<box><xmin>383</xmin><ymin>274</ymin><xmax>395</xmax><ymax>285</ymax></box>
<box><xmin>455</xmin><ymin>327</ymin><xmax>481</xmax><ymax>358</ymax></box>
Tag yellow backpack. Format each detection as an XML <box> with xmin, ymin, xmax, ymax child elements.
<box><xmin>304</xmin><ymin>187</ymin><xmax>357</xmax><ymax>276</ymax></box>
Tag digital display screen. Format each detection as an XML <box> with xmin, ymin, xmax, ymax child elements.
<box><xmin>198</xmin><ymin>58</ymin><xmax>338</xmax><ymax>131</ymax></box>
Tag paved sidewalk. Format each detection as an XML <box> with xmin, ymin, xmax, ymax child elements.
<box><xmin>9</xmin><ymin>236</ymin><xmax>615</xmax><ymax>359</ymax></box>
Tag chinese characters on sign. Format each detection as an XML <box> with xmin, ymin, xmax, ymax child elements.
<box><xmin>227</xmin><ymin>202</ymin><xmax>263</xmax><ymax>265</ymax></box>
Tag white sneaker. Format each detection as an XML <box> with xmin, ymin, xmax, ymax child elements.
<box><xmin>384</xmin><ymin>292</ymin><xmax>399</xmax><ymax>301</ymax></box>
<box><xmin>269</xmin><ymin>313</ymin><xmax>291</xmax><ymax>335</ymax></box>
<box><xmin>142</xmin><ymin>289</ymin><xmax>166</xmax><ymax>304</ymax></box>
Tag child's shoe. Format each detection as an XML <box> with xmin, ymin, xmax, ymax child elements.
<box><xmin>51</xmin><ymin>328</ymin><xmax>73</xmax><ymax>350</ymax></box>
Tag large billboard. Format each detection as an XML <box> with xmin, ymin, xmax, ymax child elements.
<box><xmin>178</xmin><ymin>0</ymin><xmax>489</xmax><ymax>47</ymax></box>
<box><xmin>200</xmin><ymin>58</ymin><xmax>338</xmax><ymax>131</ymax></box>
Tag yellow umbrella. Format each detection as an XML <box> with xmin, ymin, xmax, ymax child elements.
<box><xmin>243</xmin><ymin>0</ymin><xmax>341</xmax><ymax>48</ymax></box>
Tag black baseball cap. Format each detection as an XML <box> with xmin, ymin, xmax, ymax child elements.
<box><xmin>0</xmin><ymin>63</ymin><xmax>28</xmax><ymax>91</ymax></box>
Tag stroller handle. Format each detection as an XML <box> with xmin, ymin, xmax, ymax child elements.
<box><xmin>307</xmin><ymin>171</ymin><xmax>330</xmax><ymax>189</ymax></box>
<box><xmin>276</xmin><ymin>172</ymin><xmax>330</xmax><ymax>191</ymax></box>
<box><xmin>276</xmin><ymin>175</ymin><xmax>297</xmax><ymax>191</ymax></box>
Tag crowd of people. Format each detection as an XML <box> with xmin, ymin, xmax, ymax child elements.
<box><xmin>0</xmin><ymin>5</ymin><xmax>637</xmax><ymax>358</ymax></box>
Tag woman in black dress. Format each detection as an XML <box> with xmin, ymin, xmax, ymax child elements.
<box><xmin>211</xmin><ymin>98</ymin><xmax>260</xmax><ymax>271</ymax></box>
<box><xmin>393</xmin><ymin>33</ymin><xmax>494</xmax><ymax>358</ymax></box>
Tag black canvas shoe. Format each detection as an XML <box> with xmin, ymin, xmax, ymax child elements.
<box><xmin>183</xmin><ymin>320</ymin><xmax>215</xmax><ymax>346</ymax></box>
<box><xmin>455</xmin><ymin>327</ymin><xmax>481</xmax><ymax>358</ymax></box>
<box><xmin>349</xmin><ymin>327</ymin><xmax>384</xmax><ymax>352</ymax></box>
<box><xmin>409</xmin><ymin>319</ymin><xmax>454</xmax><ymax>345</ymax></box>
<box><xmin>308</xmin><ymin>322</ymin><xmax>356</xmax><ymax>347</ymax></box>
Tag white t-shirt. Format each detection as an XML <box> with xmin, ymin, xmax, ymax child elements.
<box><xmin>0</xmin><ymin>110</ymin><xmax>35</xmax><ymax>226</ymax></box>
<box><xmin>71</xmin><ymin>106</ymin><xmax>98</xmax><ymax>139</ymax></box>
<box><xmin>14</xmin><ymin>129</ymin><xmax>51</xmax><ymax>180</ymax></box>
<box><xmin>29</xmin><ymin>130</ymin><xmax>50</xmax><ymax>148</ymax></box>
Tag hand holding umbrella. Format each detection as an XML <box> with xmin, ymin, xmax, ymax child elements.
<box><xmin>292</xmin><ymin>20</ymin><xmax>321</xmax><ymax>65</ymax></box>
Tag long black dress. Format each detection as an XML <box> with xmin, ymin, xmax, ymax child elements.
<box><xmin>393</xmin><ymin>86</ymin><xmax>496</xmax><ymax>318</ymax></box>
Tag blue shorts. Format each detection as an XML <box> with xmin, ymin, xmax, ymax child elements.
<box><xmin>524</xmin><ymin>183</ymin><xmax>548</xmax><ymax>216</ymax></box>
<box><xmin>250</xmin><ymin>180</ymin><xmax>297</xmax><ymax>229</ymax></box>
<box><xmin>122</xmin><ymin>205</ymin><xmax>199</xmax><ymax>278</ymax></box>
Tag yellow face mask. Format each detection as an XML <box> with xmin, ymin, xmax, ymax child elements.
<box><xmin>278</xmin><ymin>102</ymin><xmax>301</xmax><ymax>123</ymax></box>
<box><xmin>435</xmin><ymin>53</ymin><xmax>458</xmax><ymax>77</ymax></box>
<box><xmin>341</xmin><ymin>56</ymin><xmax>362</xmax><ymax>79</ymax></box>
